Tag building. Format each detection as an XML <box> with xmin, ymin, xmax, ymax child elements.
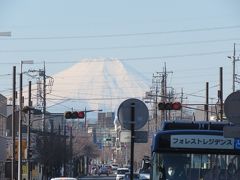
<box><xmin>0</xmin><ymin>94</ymin><xmax>8</xmax><ymax>179</ymax></box>
<box><xmin>95</xmin><ymin>112</ymin><xmax>115</xmax><ymax>164</ymax></box>
<box><xmin>0</xmin><ymin>94</ymin><xmax>7</xmax><ymax>136</ymax></box>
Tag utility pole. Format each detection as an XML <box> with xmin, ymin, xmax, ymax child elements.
<box><xmin>27</xmin><ymin>81</ymin><xmax>32</xmax><ymax>180</ymax></box>
<box><xmin>152</xmin><ymin>73</ymin><xmax>161</xmax><ymax>131</ymax></box>
<box><xmin>12</xmin><ymin>66</ymin><xmax>16</xmax><ymax>180</ymax></box>
<box><xmin>155</xmin><ymin>86</ymin><xmax>158</xmax><ymax>131</ymax></box>
<box><xmin>233</xmin><ymin>43</ymin><xmax>236</xmax><ymax>92</ymax></box>
<box><xmin>43</xmin><ymin>62</ymin><xmax>46</xmax><ymax>132</ymax></box>
<box><xmin>180</xmin><ymin>89</ymin><xmax>183</xmax><ymax>119</ymax></box>
<box><xmin>219</xmin><ymin>67</ymin><xmax>223</xmax><ymax>121</ymax></box>
<box><xmin>205</xmin><ymin>82</ymin><xmax>209</xmax><ymax>121</ymax></box>
<box><xmin>70</xmin><ymin>126</ymin><xmax>73</xmax><ymax>176</ymax></box>
<box><xmin>159</xmin><ymin>63</ymin><xmax>173</xmax><ymax>121</ymax></box>
<box><xmin>64</xmin><ymin>125</ymin><xmax>67</xmax><ymax>176</ymax></box>
<box><xmin>18</xmin><ymin>66</ymin><xmax>23</xmax><ymax>180</ymax></box>
<box><xmin>161</xmin><ymin>67</ymin><xmax>166</xmax><ymax>120</ymax></box>
<box><xmin>18</xmin><ymin>60</ymin><xmax>33</xmax><ymax>180</ymax></box>
<box><xmin>228</xmin><ymin>43</ymin><xmax>240</xmax><ymax>92</ymax></box>
<box><xmin>149</xmin><ymin>63</ymin><xmax>173</xmax><ymax>130</ymax></box>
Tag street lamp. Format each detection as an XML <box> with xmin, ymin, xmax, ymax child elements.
<box><xmin>18</xmin><ymin>60</ymin><xmax>34</xmax><ymax>180</ymax></box>
<box><xmin>0</xmin><ymin>31</ymin><xmax>11</xmax><ymax>36</ymax></box>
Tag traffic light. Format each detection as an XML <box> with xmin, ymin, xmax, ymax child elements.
<box><xmin>78</xmin><ymin>111</ymin><xmax>85</xmax><ymax>118</ymax></box>
<box><xmin>158</xmin><ymin>102</ymin><xmax>182</xmax><ymax>110</ymax></box>
<box><xmin>64</xmin><ymin>111</ymin><xmax>85</xmax><ymax>119</ymax></box>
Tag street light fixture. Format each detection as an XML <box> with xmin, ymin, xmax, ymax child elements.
<box><xmin>0</xmin><ymin>31</ymin><xmax>11</xmax><ymax>36</ymax></box>
<box><xmin>18</xmin><ymin>60</ymin><xmax>34</xmax><ymax>180</ymax></box>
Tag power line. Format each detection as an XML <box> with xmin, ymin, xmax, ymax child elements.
<box><xmin>0</xmin><ymin>50</ymin><xmax>232</xmax><ymax>65</ymax></box>
<box><xmin>0</xmin><ymin>37</ymin><xmax>239</xmax><ymax>53</ymax></box>
<box><xmin>184</xmin><ymin>84</ymin><xmax>219</xmax><ymax>99</ymax></box>
<box><xmin>1</xmin><ymin>25</ymin><xmax>240</xmax><ymax>40</ymax></box>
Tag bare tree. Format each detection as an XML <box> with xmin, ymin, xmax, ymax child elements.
<box><xmin>72</xmin><ymin>133</ymin><xmax>100</xmax><ymax>159</ymax></box>
<box><xmin>35</xmin><ymin>132</ymin><xmax>70</xmax><ymax>179</ymax></box>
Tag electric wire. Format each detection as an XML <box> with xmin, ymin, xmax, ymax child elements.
<box><xmin>1</xmin><ymin>25</ymin><xmax>240</xmax><ymax>40</ymax></box>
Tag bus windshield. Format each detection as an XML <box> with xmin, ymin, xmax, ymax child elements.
<box><xmin>152</xmin><ymin>152</ymin><xmax>240</xmax><ymax>180</ymax></box>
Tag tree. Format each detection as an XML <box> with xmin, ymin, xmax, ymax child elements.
<box><xmin>72</xmin><ymin>133</ymin><xmax>100</xmax><ymax>159</ymax></box>
<box><xmin>82</xmin><ymin>143</ymin><xmax>100</xmax><ymax>159</ymax></box>
<box><xmin>71</xmin><ymin>132</ymin><xmax>100</xmax><ymax>176</ymax></box>
<box><xmin>35</xmin><ymin>131</ymin><xmax>70</xmax><ymax>179</ymax></box>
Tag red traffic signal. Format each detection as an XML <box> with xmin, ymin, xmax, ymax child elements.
<box><xmin>78</xmin><ymin>111</ymin><xmax>85</xmax><ymax>119</ymax></box>
<box><xmin>172</xmin><ymin>102</ymin><xmax>182</xmax><ymax>110</ymax></box>
<box><xmin>158</xmin><ymin>102</ymin><xmax>182</xmax><ymax>110</ymax></box>
<box><xmin>64</xmin><ymin>111</ymin><xmax>85</xmax><ymax>119</ymax></box>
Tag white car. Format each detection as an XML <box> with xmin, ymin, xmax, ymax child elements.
<box><xmin>139</xmin><ymin>168</ymin><xmax>150</xmax><ymax>180</ymax></box>
<box><xmin>50</xmin><ymin>178</ymin><xmax>77</xmax><ymax>180</ymax></box>
<box><xmin>139</xmin><ymin>173</ymin><xmax>150</xmax><ymax>180</ymax></box>
<box><xmin>116</xmin><ymin>167</ymin><xmax>130</xmax><ymax>180</ymax></box>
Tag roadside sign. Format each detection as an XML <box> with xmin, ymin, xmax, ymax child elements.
<box><xmin>224</xmin><ymin>91</ymin><xmax>240</xmax><ymax>124</ymax></box>
<box><xmin>120</xmin><ymin>130</ymin><xmax>131</xmax><ymax>143</ymax></box>
<box><xmin>120</xmin><ymin>130</ymin><xmax>148</xmax><ymax>143</ymax></box>
<box><xmin>117</xmin><ymin>98</ymin><xmax>149</xmax><ymax>130</ymax></box>
<box><xmin>134</xmin><ymin>131</ymin><xmax>148</xmax><ymax>143</ymax></box>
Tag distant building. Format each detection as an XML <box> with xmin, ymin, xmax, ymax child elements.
<box><xmin>0</xmin><ymin>94</ymin><xmax>7</xmax><ymax>136</ymax></box>
<box><xmin>97</xmin><ymin>112</ymin><xmax>115</xmax><ymax>128</ymax></box>
<box><xmin>95</xmin><ymin>112</ymin><xmax>115</xmax><ymax>164</ymax></box>
<box><xmin>0</xmin><ymin>94</ymin><xmax>7</xmax><ymax>179</ymax></box>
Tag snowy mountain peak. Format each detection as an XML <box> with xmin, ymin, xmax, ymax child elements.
<box><xmin>46</xmin><ymin>58</ymin><xmax>150</xmax><ymax>113</ymax></box>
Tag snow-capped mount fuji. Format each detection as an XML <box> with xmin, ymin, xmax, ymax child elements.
<box><xmin>46</xmin><ymin>58</ymin><xmax>150</xmax><ymax>114</ymax></box>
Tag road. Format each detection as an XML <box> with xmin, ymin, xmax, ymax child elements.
<box><xmin>79</xmin><ymin>174</ymin><xmax>116</xmax><ymax>180</ymax></box>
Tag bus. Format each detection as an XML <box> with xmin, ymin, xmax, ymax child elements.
<box><xmin>151</xmin><ymin>120</ymin><xmax>240</xmax><ymax>180</ymax></box>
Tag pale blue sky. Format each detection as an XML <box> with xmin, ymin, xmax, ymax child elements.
<box><xmin>0</xmin><ymin>0</ymin><xmax>240</xmax><ymax>107</ymax></box>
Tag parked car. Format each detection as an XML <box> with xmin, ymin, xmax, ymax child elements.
<box><xmin>98</xmin><ymin>166</ymin><xmax>109</xmax><ymax>176</ymax></box>
<box><xmin>116</xmin><ymin>167</ymin><xmax>130</xmax><ymax>180</ymax></box>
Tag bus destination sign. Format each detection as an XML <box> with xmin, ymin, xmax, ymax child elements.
<box><xmin>170</xmin><ymin>135</ymin><xmax>234</xmax><ymax>150</ymax></box>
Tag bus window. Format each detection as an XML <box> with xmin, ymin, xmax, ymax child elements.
<box><xmin>153</xmin><ymin>153</ymin><xmax>240</xmax><ymax>180</ymax></box>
